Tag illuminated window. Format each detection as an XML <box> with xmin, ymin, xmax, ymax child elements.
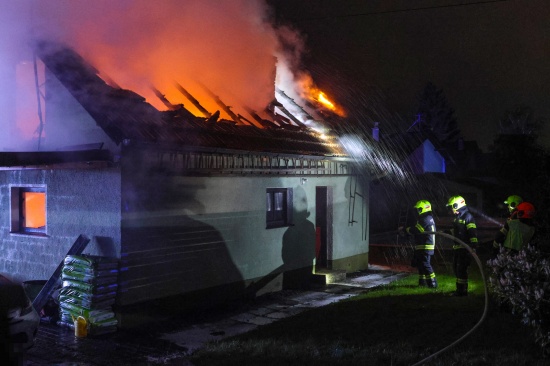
<box><xmin>11</xmin><ymin>187</ymin><xmax>47</xmax><ymax>235</ymax></box>
<box><xmin>266</xmin><ymin>188</ymin><xmax>293</xmax><ymax>229</ymax></box>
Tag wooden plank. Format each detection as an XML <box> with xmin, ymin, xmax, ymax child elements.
<box><xmin>32</xmin><ymin>234</ymin><xmax>90</xmax><ymax>313</ymax></box>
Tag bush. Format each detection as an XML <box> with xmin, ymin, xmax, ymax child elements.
<box><xmin>487</xmin><ymin>243</ymin><xmax>550</xmax><ymax>355</ymax></box>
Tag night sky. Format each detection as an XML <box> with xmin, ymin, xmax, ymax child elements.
<box><xmin>268</xmin><ymin>0</ymin><xmax>550</xmax><ymax>151</ymax></box>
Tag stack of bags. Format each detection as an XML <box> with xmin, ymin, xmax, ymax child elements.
<box><xmin>58</xmin><ymin>254</ymin><xmax>119</xmax><ymax>336</ymax></box>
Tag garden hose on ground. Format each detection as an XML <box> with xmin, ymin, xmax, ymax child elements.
<box><xmin>410</xmin><ymin>231</ymin><xmax>489</xmax><ymax>366</ymax></box>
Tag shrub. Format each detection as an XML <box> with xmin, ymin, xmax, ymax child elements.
<box><xmin>487</xmin><ymin>243</ymin><xmax>550</xmax><ymax>355</ymax></box>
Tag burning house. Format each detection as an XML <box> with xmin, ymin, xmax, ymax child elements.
<box><xmin>0</xmin><ymin>41</ymin><xmax>369</xmax><ymax>320</ymax></box>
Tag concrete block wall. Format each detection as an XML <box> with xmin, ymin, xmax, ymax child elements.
<box><xmin>0</xmin><ymin>167</ymin><xmax>121</xmax><ymax>283</ymax></box>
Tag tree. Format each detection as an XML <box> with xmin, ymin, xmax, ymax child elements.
<box><xmin>413</xmin><ymin>82</ymin><xmax>461</xmax><ymax>144</ymax></box>
<box><xmin>490</xmin><ymin>105</ymin><xmax>547</xmax><ymax>181</ymax></box>
<box><xmin>490</xmin><ymin>105</ymin><xmax>550</xmax><ymax>237</ymax></box>
<box><xmin>498</xmin><ymin>104</ymin><xmax>543</xmax><ymax>136</ymax></box>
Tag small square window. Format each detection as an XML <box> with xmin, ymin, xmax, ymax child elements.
<box><xmin>266</xmin><ymin>188</ymin><xmax>293</xmax><ymax>229</ymax></box>
<box><xmin>11</xmin><ymin>187</ymin><xmax>47</xmax><ymax>235</ymax></box>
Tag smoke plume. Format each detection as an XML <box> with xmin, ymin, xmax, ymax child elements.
<box><xmin>0</xmin><ymin>0</ymin><xmax>310</xmax><ymax>150</ymax></box>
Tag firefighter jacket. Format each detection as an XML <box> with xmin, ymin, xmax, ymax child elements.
<box><xmin>495</xmin><ymin>219</ymin><xmax>536</xmax><ymax>251</ymax></box>
<box><xmin>450</xmin><ymin>207</ymin><xmax>478</xmax><ymax>250</ymax></box>
<box><xmin>405</xmin><ymin>213</ymin><xmax>436</xmax><ymax>254</ymax></box>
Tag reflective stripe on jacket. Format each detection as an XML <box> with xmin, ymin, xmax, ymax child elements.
<box><xmin>406</xmin><ymin>213</ymin><xmax>436</xmax><ymax>253</ymax></box>
<box><xmin>451</xmin><ymin>207</ymin><xmax>478</xmax><ymax>249</ymax></box>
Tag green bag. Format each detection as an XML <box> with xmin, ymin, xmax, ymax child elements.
<box><xmin>64</xmin><ymin>254</ymin><xmax>119</xmax><ymax>270</ymax></box>
<box><xmin>62</xmin><ymin>279</ymin><xmax>118</xmax><ymax>295</ymax></box>
<box><xmin>59</xmin><ymin>302</ymin><xmax>115</xmax><ymax>323</ymax></box>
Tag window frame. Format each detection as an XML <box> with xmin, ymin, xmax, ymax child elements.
<box><xmin>266</xmin><ymin>188</ymin><xmax>293</xmax><ymax>229</ymax></box>
<box><xmin>10</xmin><ymin>185</ymin><xmax>47</xmax><ymax>236</ymax></box>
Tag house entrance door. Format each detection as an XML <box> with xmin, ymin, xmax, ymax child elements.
<box><xmin>315</xmin><ymin>186</ymin><xmax>333</xmax><ymax>269</ymax></box>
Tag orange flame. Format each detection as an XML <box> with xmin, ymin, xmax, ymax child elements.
<box><xmin>297</xmin><ymin>74</ymin><xmax>346</xmax><ymax>117</ymax></box>
<box><xmin>317</xmin><ymin>91</ymin><xmax>335</xmax><ymax>110</ymax></box>
<box><xmin>311</xmin><ymin>88</ymin><xmax>346</xmax><ymax>117</ymax></box>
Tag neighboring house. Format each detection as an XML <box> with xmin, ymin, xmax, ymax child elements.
<box><xmin>402</xmin><ymin>138</ymin><xmax>446</xmax><ymax>175</ymax></box>
<box><xmin>368</xmin><ymin>131</ymin><xmax>450</xmax><ymax>234</ymax></box>
<box><xmin>0</xmin><ymin>42</ymin><xmax>369</xmax><ymax>312</ymax></box>
<box><xmin>367</xmin><ymin>130</ymin><xmax>494</xmax><ymax>268</ymax></box>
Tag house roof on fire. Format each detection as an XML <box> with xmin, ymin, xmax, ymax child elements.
<box><xmin>34</xmin><ymin>41</ymin><xmax>344</xmax><ymax>158</ymax></box>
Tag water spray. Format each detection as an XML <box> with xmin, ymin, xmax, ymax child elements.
<box><xmin>467</xmin><ymin>206</ymin><xmax>504</xmax><ymax>227</ymax></box>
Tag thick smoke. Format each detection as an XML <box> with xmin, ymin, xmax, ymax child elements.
<box><xmin>0</xmin><ymin>0</ymin><xmax>310</xmax><ymax>150</ymax></box>
<box><xmin>0</xmin><ymin>1</ymin><xmax>37</xmax><ymax>150</ymax></box>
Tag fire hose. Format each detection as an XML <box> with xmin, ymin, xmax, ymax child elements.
<box><xmin>409</xmin><ymin>231</ymin><xmax>489</xmax><ymax>366</ymax></box>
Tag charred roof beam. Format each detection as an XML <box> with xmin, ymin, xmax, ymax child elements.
<box><xmin>174</xmin><ymin>82</ymin><xmax>212</xmax><ymax>118</ymax></box>
<box><xmin>151</xmin><ymin>86</ymin><xmax>179</xmax><ymax>111</ymax></box>
<box><xmin>275</xmin><ymin>89</ymin><xmax>317</xmax><ymax>129</ymax></box>
<box><xmin>199</xmin><ymin>84</ymin><xmax>254</xmax><ymax>127</ymax></box>
<box><xmin>244</xmin><ymin>107</ymin><xmax>279</xmax><ymax>129</ymax></box>
<box><xmin>151</xmin><ymin>86</ymin><xmax>199</xmax><ymax>122</ymax></box>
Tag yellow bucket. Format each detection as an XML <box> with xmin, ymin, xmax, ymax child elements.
<box><xmin>73</xmin><ymin>315</ymin><xmax>88</xmax><ymax>338</ymax></box>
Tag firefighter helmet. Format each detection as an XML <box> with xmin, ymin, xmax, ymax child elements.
<box><xmin>414</xmin><ymin>200</ymin><xmax>432</xmax><ymax>215</ymax></box>
<box><xmin>516</xmin><ymin>202</ymin><xmax>535</xmax><ymax>219</ymax></box>
<box><xmin>446</xmin><ymin>196</ymin><xmax>466</xmax><ymax>211</ymax></box>
<box><xmin>504</xmin><ymin>195</ymin><xmax>523</xmax><ymax>213</ymax></box>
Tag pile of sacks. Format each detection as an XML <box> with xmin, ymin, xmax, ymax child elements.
<box><xmin>57</xmin><ymin>254</ymin><xmax>119</xmax><ymax>336</ymax></box>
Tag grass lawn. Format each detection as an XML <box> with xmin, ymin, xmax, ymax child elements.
<box><xmin>190</xmin><ymin>264</ymin><xmax>549</xmax><ymax>366</ymax></box>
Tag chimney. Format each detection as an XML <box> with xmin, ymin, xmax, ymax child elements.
<box><xmin>372</xmin><ymin>122</ymin><xmax>380</xmax><ymax>141</ymax></box>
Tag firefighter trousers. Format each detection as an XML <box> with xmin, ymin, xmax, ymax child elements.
<box><xmin>414</xmin><ymin>250</ymin><xmax>435</xmax><ymax>285</ymax></box>
<box><xmin>453</xmin><ymin>248</ymin><xmax>470</xmax><ymax>292</ymax></box>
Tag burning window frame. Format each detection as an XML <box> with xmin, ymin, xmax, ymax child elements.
<box><xmin>10</xmin><ymin>186</ymin><xmax>47</xmax><ymax>236</ymax></box>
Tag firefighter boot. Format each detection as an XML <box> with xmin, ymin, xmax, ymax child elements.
<box><xmin>427</xmin><ymin>277</ymin><xmax>438</xmax><ymax>289</ymax></box>
<box><xmin>418</xmin><ymin>278</ymin><xmax>427</xmax><ymax>287</ymax></box>
<box><xmin>452</xmin><ymin>282</ymin><xmax>468</xmax><ymax>296</ymax></box>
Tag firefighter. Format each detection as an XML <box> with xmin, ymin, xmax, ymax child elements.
<box><xmin>504</xmin><ymin>195</ymin><xmax>523</xmax><ymax>220</ymax></box>
<box><xmin>493</xmin><ymin>201</ymin><xmax>536</xmax><ymax>254</ymax></box>
<box><xmin>399</xmin><ymin>200</ymin><xmax>437</xmax><ymax>288</ymax></box>
<box><xmin>446</xmin><ymin>195</ymin><xmax>478</xmax><ymax>296</ymax></box>
<box><xmin>492</xmin><ymin>195</ymin><xmax>525</xmax><ymax>255</ymax></box>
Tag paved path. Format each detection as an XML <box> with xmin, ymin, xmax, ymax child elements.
<box><xmin>160</xmin><ymin>266</ymin><xmax>409</xmax><ymax>354</ymax></box>
<box><xmin>23</xmin><ymin>265</ymin><xmax>409</xmax><ymax>365</ymax></box>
